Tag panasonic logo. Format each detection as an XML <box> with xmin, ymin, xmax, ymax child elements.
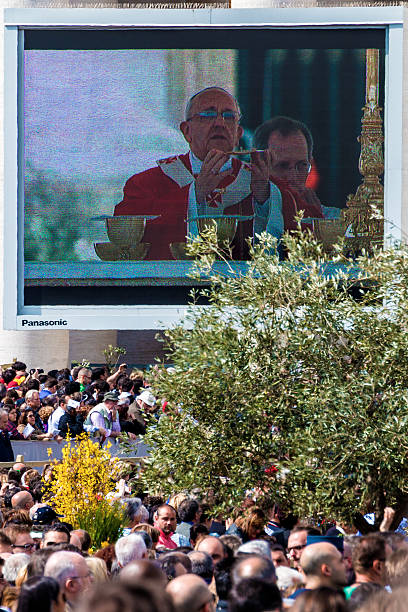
<box><xmin>21</xmin><ymin>319</ymin><xmax>68</xmax><ymax>327</ymax></box>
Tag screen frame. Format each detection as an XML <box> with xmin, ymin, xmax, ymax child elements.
<box><xmin>3</xmin><ymin>7</ymin><xmax>404</xmax><ymax>330</ymax></box>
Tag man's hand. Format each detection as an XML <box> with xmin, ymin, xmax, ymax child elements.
<box><xmin>195</xmin><ymin>149</ymin><xmax>233</xmax><ymax>205</ymax></box>
<box><xmin>298</xmin><ymin>186</ymin><xmax>323</xmax><ymax>210</ymax></box>
<box><xmin>225</xmin><ymin>518</ymin><xmax>234</xmax><ymax>530</ymax></box>
<box><xmin>0</xmin><ymin>483</ymin><xmax>9</xmax><ymax>496</ymax></box>
<box><xmin>250</xmin><ymin>150</ymin><xmax>275</xmax><ymax>204</ymax></box>
<box><xmin>380</xmin><ymin>507</ymin><xmax>395</xmax><ymax>531</ymax></box>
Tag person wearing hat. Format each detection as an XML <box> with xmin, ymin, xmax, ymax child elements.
<box><xmin>31</xmin><ymin>505</ymin><xmax>61</xmax><ymax>527</ymax></box>
<box><xmin>58</xmin><ymin>398</ymin><xmax>85</xmax><ymax>439</ymax></box>
<box><xmin>136</xmin><ymin>390</ymin><xmax>156</xmax><ymax>413</ymax></box>
<box><xmin>117</xmin><ymin>394</ymin><xmax>140</xmax><ymax>439</ymax></box>
<box><xmin>84</xmin><ymin>391</ymin><xmax>121</xmax><ymax>439</ymax></box>
<box><xmin>127</xmin><ymin>390</ymin><xmax>157</xmax><ymax>436</ymax></box>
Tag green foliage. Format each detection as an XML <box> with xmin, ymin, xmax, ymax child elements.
<box><xmin>24</xmin><ymin>165</ymin><xmax>127</xmax><ymax>262</ymax></box>
<box><xmin>77</xmin><ymin>502</ymin><xmax>125</xmax><ymax>550</ymax></box>
<box><xmin>103</xmin><ymin>345</ymin><xmax>127</xmax><ymax>373</ymax></box>
<box><xmin>24</xmin><ymin>166</ymin><xmax>92</xmax><ymax>261</ymax></box>
<box><xmin>142</xmin><ymin>229</ymin><xmax>408</xmax><ymax>527</ymax></box>
<box><xmin>71</xmin><ymin>358</ymin><xmax>91</xmax><ymax>369</ymax></box>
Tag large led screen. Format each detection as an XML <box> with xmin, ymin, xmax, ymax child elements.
<box><xmin>22</xmin><ymin>27</ymin><xmax>385</xmax><ymax>307</ymax></box>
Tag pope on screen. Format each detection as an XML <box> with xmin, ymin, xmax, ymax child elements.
<box><xmin>114</xmin><ymin>87</ymin><xmax>318</xmax><ymax>260</ymax></box>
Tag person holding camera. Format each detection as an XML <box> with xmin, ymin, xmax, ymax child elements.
<box><xmin>57</xmin><ymin>398</ymin><xmax>84</xmax><ymax>439</ymax></box>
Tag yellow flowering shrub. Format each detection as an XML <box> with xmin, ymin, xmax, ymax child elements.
<box><xmin>44</xmin><ymin>435</ymin><xmax>125</xmax><ymax>549</ymax></box>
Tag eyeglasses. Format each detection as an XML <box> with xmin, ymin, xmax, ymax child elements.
<box><xmin>273</xmin><ymin>160</ymin><xmax>311</xmax><ymax>174</ymax></box>
<box><xmin>288</xmin><ymin>544</ymin><xmax>307</xmax><ymax>553</ymax></box>
<box><xmin>12</xmin><ymin>543</ymin><xmax>35</xmax><ymax>550</ymax></box>
<box><xmin>187</xmin><ymin>110</ymin><xmax>241</xmax><ymax>123</ymax></box>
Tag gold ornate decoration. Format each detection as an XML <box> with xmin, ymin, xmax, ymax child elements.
<box><xmin>344</xmin><ymin>48</ymin><xmax>384</xmax><ymax>253</ymax></box>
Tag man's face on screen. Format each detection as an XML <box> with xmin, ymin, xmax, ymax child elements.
<box><xmin>268</xmin><ymin>130</ymin><xmax>311</xmax><ymax>193</ymax></box>
<box><xmin>180</xmin><ymin>89</ymin><xmax>243</xmax><ymax>161</ymax></box>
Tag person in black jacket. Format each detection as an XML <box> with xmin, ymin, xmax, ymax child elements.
<box><xmin>58</xmin><ymin>400</ymin><xmax>84</xmax><ymax>439</ymax></box>
<box><xmin>0</xmin><ymin>409</ymin><xmax>14</xmax><ymax>462</ymax></box>
<box><xmin>118</xmin><ymin>403</ymin><xmax>139</xmax><ymax>439</ymax></box>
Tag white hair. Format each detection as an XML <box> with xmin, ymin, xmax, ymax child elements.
<box><xmin>114</xmin><ymin>533</ymin><xmax>146</xmax><ymax>567</ymax></box>
<box><xmin>275</xmin><ymin>566</ymin><xmax>303</xmax><ymax>591</ymax></box>
<box><xmin>78</xmin><ymin>368</ymin><xmax>91</xmax><ymax>376</ymax></box>
<box><xmin>138</xmin><ymin>505</ymin><xmax>149</xmax><ymax>524</ymax></box>
<box><xmin>3</xmin><ymin>553</ymin><xmax>30</xmax><ymax>582</ymax></box>
<box><xmin>25</xmin><ymin>389</ymin><xmax>38</xmax><ymax>401</ymax></box>
<box><xmin>237</xmin><ymin>540</ymin><xmax>272</xmax><ymax>559</ymax></box>
<box><xmin>184</xmin><ymin>87</ymin><xmax>241</xmax><ymax>120</ymax></box>
<box><xmin>44</xmin><ymin>551</ymin><xmax>81</xmax><ymax>586</ymax></box>
<box><xmin>123</xmin><ymin>498</ymin><xmax>150</xmax><ymax>525</ymax></box>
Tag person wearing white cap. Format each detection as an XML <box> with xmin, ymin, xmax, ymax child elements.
<box><xmin>136</xmin><ymin>390</ymin><xmax>156</xmax><ymax>412</ymax></box>
<box><xmin>118</xmin><ymin>392</ymin><xmax>132</xmax><ymax>406</ymax></box>
<box><xmin>117</xmin><ymin>393</ymin><xmax>139</xmax><ymax>439</ymax></box>
<box><xmin>127</xmin><ymin>390</ymin><xmax>156</xmax><ymax>436</ymax></box>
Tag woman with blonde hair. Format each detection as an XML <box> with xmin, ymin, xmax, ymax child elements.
<box><xmin>226</xmin><ymin>506</ymin><xmax>266</xmax><ymax>543</ymax></box>
<box><xmin>131</xmin><ymin>523</ymin><xmax>160</xmax><ymax>549</ymax></box>
<box><xmin>168</xmin><ymin>493</ymin><xmax>188</xmax><ymax>513</ymax></box>
<box><xmin>85</xmin><ymin>557</ymin><xmax>109</xmax><ymax>583</ymax></box>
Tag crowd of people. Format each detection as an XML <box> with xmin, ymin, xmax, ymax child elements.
<box><xmin>0</xmin><ymin>464</ymin><xmax>404</xmax><ymax>612</ymax></box>
<box><xmin>0</xmin><ymin>361</ymin><xmax>156</xmax><ymax>458</ymax></box>
<box><xmin>0</xmin><ymin>361</ymin><xmax>407</xmax><ymax>611</ymax></box>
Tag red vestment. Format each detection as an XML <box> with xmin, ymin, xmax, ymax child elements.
<box><xmin>114</xmin><ymin>153</ymin><xmax>323</xmax><ymax>260</ymax></box>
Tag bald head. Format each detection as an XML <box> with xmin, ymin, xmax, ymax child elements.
<box><xmin>11</xmin><ymin>491</ymin><xmax>34</xmax><ymax>511</ymax></box>
<box><xmin>301</xmin><ymin>542</ymin><xmax>339</xmax><ymax>575</ymax></box>
<box><xmin>45</xmin><ymin>550</ymin><xmax>92</xmax><ymax>603</ymax></box>
<box><xmin>167</xmin><ymin>574</ymin><xmax>214</xmax><ymax>612</ymax></box>
<box><xmin>70</xmin><ymin>532</ymin><xmax>82</xmax><ymax>550</ymax></box>
<box><xmin>70</xmin><ymin>529</ymin><xmax>91</xmax><ymax>553</ymax></box>
<box><xmin>232</xmin><ymin>554</ymin><xmax>276</xmax><ymax>584</ymax></box>
<box><xmin>300</xmin><ymin>542</ymin><xmax>347</xmax><ymax>588</ymax></box>
<box><xmin>197</xmin><ymin>536</ymin><xmax>225</xmax><ymax>566</ymax></box>
<box><xmin>120</xmin><ymin>559</ymin><xmax>167</xmax><ymax>588</ymax></box>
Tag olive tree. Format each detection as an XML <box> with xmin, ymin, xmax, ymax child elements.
<box><xmin>142</xmin><ymin>229</ymin><xmax>408</xmax><ymax>531</ymax></box>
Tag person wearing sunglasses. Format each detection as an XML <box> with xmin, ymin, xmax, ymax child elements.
<box><xmin>114</xmin><ymin>87</ymin><xmax>309</xmax><ymax>261</ymax></box>
<box><xmin>4</xmin><ymin>525</ymin><xmax>36</xmax><ymax>555</ymax></box>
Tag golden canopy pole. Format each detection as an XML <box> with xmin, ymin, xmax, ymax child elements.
<box><xmin>344</xmin><ymin>48</ymin><xmax>384</xmax><ymax>253</ymax></box>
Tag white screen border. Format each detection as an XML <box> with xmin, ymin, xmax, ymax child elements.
<box><xmin>3</xmin><ymin>7</ymin><xmax>404</xmax><ymax>330</ymax></box>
